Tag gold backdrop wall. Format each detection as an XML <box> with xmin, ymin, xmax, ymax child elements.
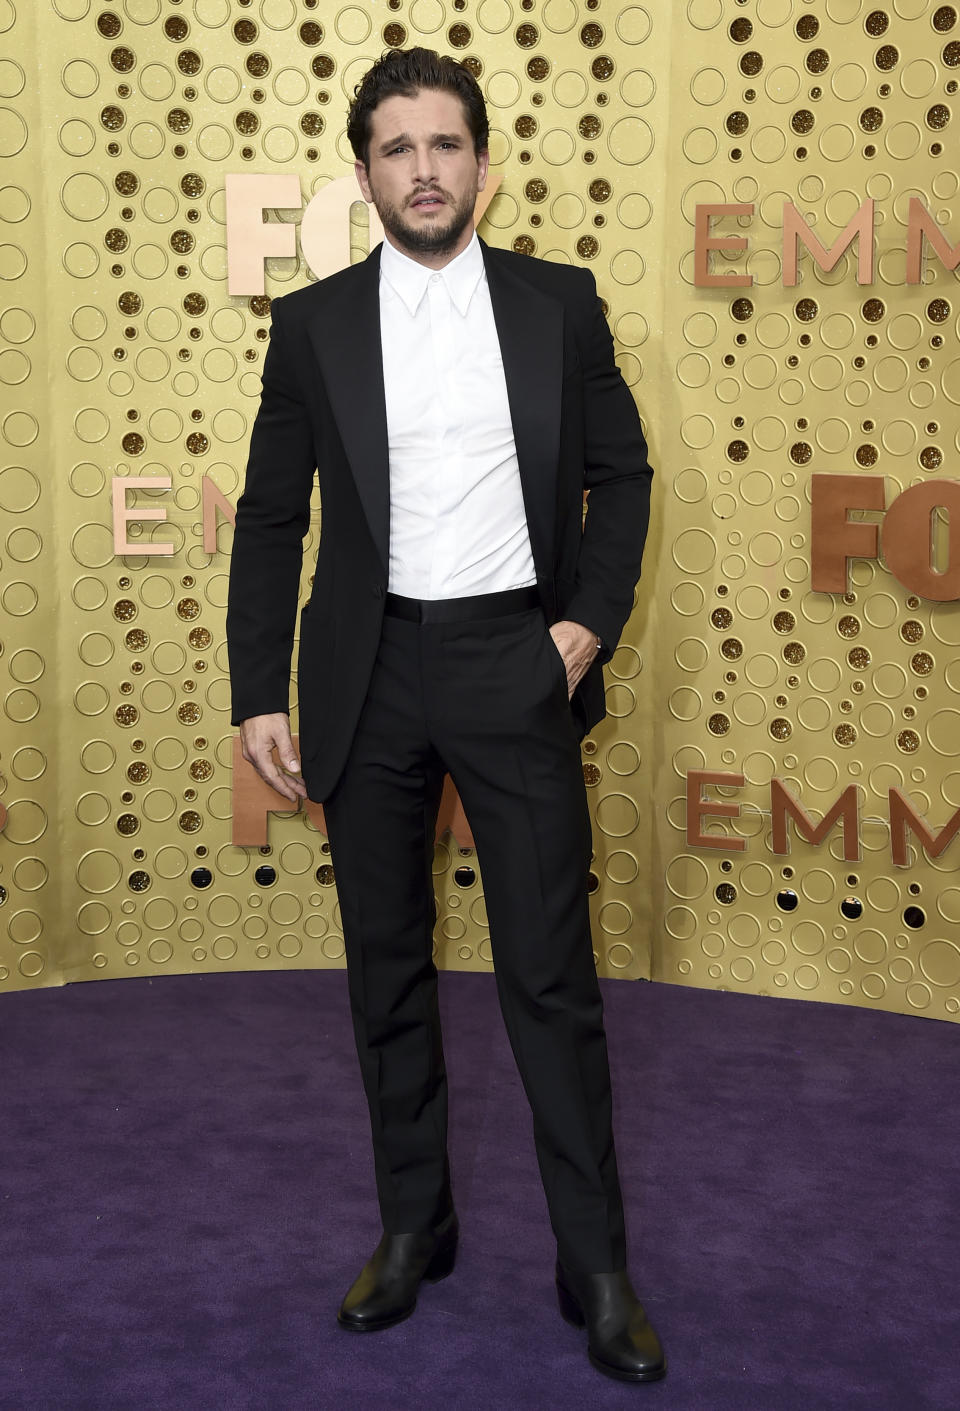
<box><xmin>2</xmin><ymin>0</ymin><xmax>960</xmax><ymax>1022</ymax></box>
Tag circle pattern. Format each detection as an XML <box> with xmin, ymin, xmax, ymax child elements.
<box><xmin>0</xmin><ymin>1</ymin><xmax>956</xmax><ymax>1024</ymax></box>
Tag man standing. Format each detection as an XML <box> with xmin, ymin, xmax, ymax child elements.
<box><xmin>226</xmin><ymin>48</ymin><xmax>664</xmax><ymax>1384</ymax></box>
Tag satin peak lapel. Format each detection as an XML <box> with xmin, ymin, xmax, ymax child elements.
<box><xmin>482</xmin><ymin>244</ymin><xmax>563</xmax><ymax>573</ymax></box>
<box><xmin>306</xmin><ymin>244</ymin><xmax>390</xmax><ymax>573</ymax></box>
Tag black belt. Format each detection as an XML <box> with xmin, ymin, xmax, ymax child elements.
<box><xmin>383</xmin><ymin>585</ymin><xmax>540</xmax><ymax>624</ymax></box>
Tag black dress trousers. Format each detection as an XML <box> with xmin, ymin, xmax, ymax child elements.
<box><xmin>322</xmin><ymin>599</ymin><xmax>628</xmax><ymax>1276</ymax></box>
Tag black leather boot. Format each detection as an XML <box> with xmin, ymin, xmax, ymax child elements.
<box><xmin>556</xmin><ymin>1261</ymin><xmax>667</xmax><ymax>1382</ymax></box>
<box><xmin>337</xmin><ymin>1212</ymin><xmax>459</xmax><ymax>1332</ymax></box>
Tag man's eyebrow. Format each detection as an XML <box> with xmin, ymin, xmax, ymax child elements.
<box><xmin>377</xmin><ymin>131</ymin><xmax>464</xmax><ymax>152</ymax></box>
<box><xmin>378</xmin><ymin>131</ymin><xmax>412</xmax><ymax>153</ymax></box>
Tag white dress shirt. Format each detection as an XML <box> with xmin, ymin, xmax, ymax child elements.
<box><xmin>378</xmin><ymin>232</ymin><xmax>537</xmax><ymax>600</ymax></box>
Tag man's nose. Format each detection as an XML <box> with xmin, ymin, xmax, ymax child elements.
<box><xmin>411</xmin><ymin>145</ymin><xmax>437</xmax><ymax>185</ymax></box>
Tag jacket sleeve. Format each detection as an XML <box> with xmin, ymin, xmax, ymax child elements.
<box><xmin>561</xmin><ymin>270</ymin><xmax>654</xmax><ymax>661</ymax></box>
<box><xmin>226</xmin><ymin>297</ymin><xmax>317</xmax><ymax>725</ymax></box>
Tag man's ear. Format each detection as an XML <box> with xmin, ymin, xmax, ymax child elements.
<box><xmin>355</xmin><ymin>160</ymin><xmax>373</xmax><ymax>202</ymax></box>
<box><xmin>476</xmin><ymin>148</ymin><xmax>490</xmax><ymax>192</ymax></box>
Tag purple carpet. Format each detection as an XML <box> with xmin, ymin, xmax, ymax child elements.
<box><xmin>0</xmin><ymin>969</ymin><xmax>956</xmax><ymax>1411</ymax></box>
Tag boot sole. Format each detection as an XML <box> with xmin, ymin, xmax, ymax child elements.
<box><xmin>337</xmin><ymin>1304</ymin><xmax>416</xmax><ymax>1333</ymax></box>
<box><xmin>588</xmin><ymin>1351</ymin><xmax>667</xmax><ymax>1383</ymax></box>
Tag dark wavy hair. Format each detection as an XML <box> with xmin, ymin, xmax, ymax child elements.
<box><xmin>347</xmin><ymin>47</ymin><xmax>490</xmax><ymax>168</ymax></box>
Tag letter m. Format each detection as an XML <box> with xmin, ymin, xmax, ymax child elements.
<box><xmin>771</xmin><ymin>778</ymin><xmax>860</xmax><ymax>861</ymax></box>
<box><xmin>889</xmin><ymin>787</ymin><xmax>960</xmax><ymax>867</ymax></box>
<box><xmin>782</xmin><ymin>198</ymin><xmax>874</xmax><ymax>286</ymax></box>
<box><xmin>906</xmin><ymin>197</ymin><xmax>960</xmax><ymax>284</ymax></box>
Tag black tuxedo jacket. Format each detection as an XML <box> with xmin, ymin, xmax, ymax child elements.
<box><xmin>226</xmin><ymin>237</ymin><xmax>654</xmax><ymax>802</ymax></box>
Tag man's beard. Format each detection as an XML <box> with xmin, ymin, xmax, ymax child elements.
<box><xmin>372</xmin><ymin>183</ymin><xmax>476</xmax><ymax>258</ymax></box>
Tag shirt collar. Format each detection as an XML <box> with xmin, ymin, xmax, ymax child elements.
<box><xmin>380</xmin><ymin>231</ymin><xmax>485</xmax><ymax>317</ymax></box>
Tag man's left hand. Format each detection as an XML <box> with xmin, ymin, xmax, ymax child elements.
<box><xmin>549</xmin><ymin>619</ymin><xmax>602</xmax><ymax>699</ymax></box>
